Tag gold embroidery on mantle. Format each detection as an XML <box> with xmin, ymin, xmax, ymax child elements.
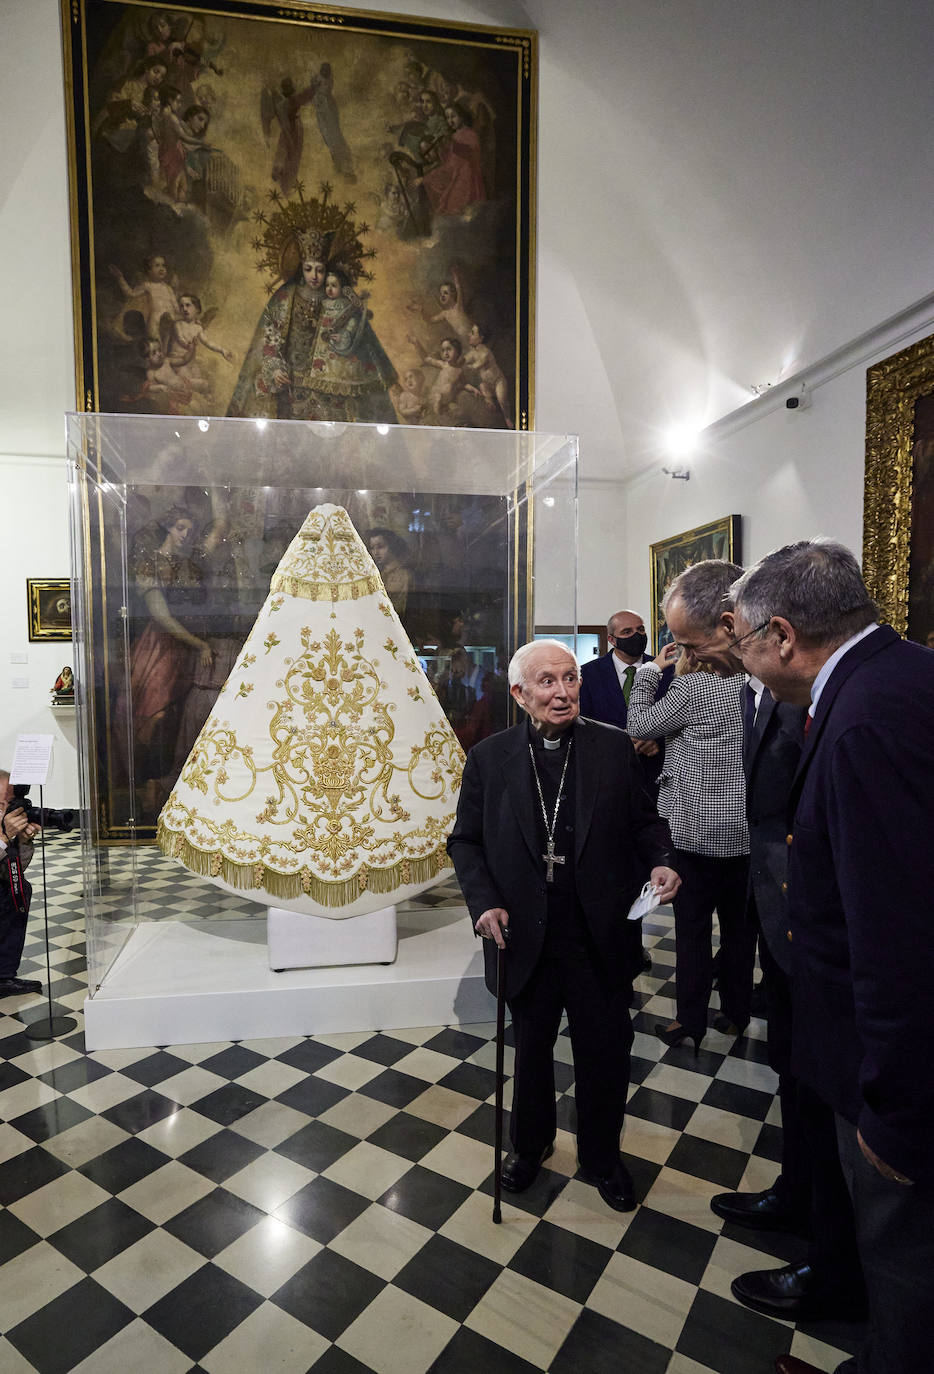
<box><xmin>157</xmin><ymin>505</ymin><xmax>464</xmax><ymax>911</ymax></box>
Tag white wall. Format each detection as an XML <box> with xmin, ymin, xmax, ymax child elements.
<box><xmin>619</xmin><ymin>311</ymin><xmax>934</xmax><ymax>626</ymax></box>
<box><xmin>0</xmin><ymin>458</ymin><xmax>79</xmax><ymax>808</ymax></box>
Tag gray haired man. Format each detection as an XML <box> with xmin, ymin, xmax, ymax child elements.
<box><xmin>729</xmin><ymin>539</ymin><xmax>934</xmax><ymax>1374</ymax></box>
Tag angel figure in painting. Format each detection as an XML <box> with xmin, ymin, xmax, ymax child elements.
<box><xmin>261</xmin><ymin>75</ymin><xmax>316</xmax><ymax>197</ymax></box>
<box><xmin>125</xmin><ymin>338</ymin><xmax>208</xmax><ymax>415</ymax></box>
<box><xmin>311</xmin><ymin>63</ymin><xmax>356</xmax><ymax>182</ymax></box>
<box><xmin>418</xmin><ymin>103</ymin><xmax>487</xmax><ymax>218</ymax></box>
<box><xmin>406</xmin><ymin>334</ymin><xmax>467</xmax><ymax>419</ymax></box>
<box><xmin>464</xmin><ymin>322</ymin><xmax>513</xmax><ymax>428</ymax></box>
<box><xmin>408</xmin><ymin>268</ymin><xmax>473</xmax><ymax>346</ymax></box>
<box><xmin>109</xmin><ymin>253</ymin><xmax>179</xmax><ymax>339</ymax></box>
<box><xmin>390</xmin><ymin>368</ymin><xmax>429</xmax><ymax>424</ymax></box>
<box><xmin>162</xmin><ymin>293</ymin><xmax>233</xmax><ymax>404</ymax></box>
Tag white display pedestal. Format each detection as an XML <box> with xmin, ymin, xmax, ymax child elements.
<box><xmin>267</xmin><ymin>903</ymin><xmax>398</xmax><ymax>970</ymax></box>
<box><xmin>83</xmin><ymin>906</ymin><xmax>490</xmax><ymax>1050</ymax></box>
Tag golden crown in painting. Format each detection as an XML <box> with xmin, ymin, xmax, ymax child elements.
<box><xmin>251</xmin><ymin>182</ymin><xmax>377</xmax><ymax>289</ymax></box>
<box><xmin>157</xmin><ymin>505</ymin><xmax>464</xmax><ymax>917</ymax></box>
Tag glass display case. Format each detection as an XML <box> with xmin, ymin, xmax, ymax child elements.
<box><xmin>66</xmin><ymin>414</ymin><xmax>578</xmax><ymax>1046</ymax></box>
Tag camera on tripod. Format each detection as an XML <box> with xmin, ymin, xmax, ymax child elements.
<box><xmin>7</xmin><ymin>784</ymin><xmax>77</xmax><ymax>834</ymax></box>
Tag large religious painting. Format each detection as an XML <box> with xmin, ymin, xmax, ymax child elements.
<box><xmin>865</xmin><ymin>335</ymin><xmax>934</xmax><ymax>646</ymax></box>
<box><xmin>61</xmin><ymin>1</ymin><xmax>536</xmax><ymax>430</ymax></box>
<box><xmin>649</xmin><ymin>515</ymin><xmax>742</xmax><ymax>651</ymax></box>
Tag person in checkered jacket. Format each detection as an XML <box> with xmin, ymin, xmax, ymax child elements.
<box><xmin>627</xmin><ymin>572</ymin><xmax>755</xmax><ymax>1052</ymax></box>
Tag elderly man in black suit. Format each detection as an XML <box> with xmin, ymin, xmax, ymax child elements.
<box><xmin>663</xmin><ymin>560</ymin><xmax>864</xmax><ymax>1322</ymax></box>
<box><xmin>447</xmin><ymin>639</ymin><xmax>680</xmax><ymax>1211</ymax></box>
<box><xmin>729</xmin><ymin>539</ymin><xmax>934</xmax><ymax>1374</ymax></box>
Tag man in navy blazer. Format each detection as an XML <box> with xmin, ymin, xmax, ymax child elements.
<box><xmin>579</xmin><ymin>609</ymin><xmax>673</xmax><ymax>788</ymax></box>
<box><xmin>730</xmin><ymin>539</ymin><xmax>934</xmax><ymax>1374</ymax></box>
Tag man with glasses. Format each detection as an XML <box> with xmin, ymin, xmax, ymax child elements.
<box><xmin>729</xmin><ymin>540</ymin><xmax>934</xmax><ymax>1374</ymax></box>
<box><xmin>662</xmin><ymin>559</ymin><xmax>865</xmax><ymax>1326</ymax></box>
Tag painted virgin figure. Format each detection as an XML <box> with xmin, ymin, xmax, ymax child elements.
<box><xmin>228</xmin><ymin>217</ymin><xmax>396</xmax><ymax>423</ymax></box>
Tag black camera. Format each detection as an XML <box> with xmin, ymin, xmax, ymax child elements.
<box><xmin>6</xmin><ymin>784</ymin><xmax>77</xmax><ymax>834</ymax></box>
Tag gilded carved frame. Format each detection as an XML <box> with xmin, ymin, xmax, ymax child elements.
<box><xmin>864</xmin><ymin>334</ymin><xmax>934</xmax><ymax>640</ymax></box>
<box><xmin>60</xmin><ymin>0</ymin><xmax>537</xmax><ymax>429</ymax></box>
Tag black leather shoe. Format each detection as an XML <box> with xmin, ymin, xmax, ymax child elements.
<box><xmin>731</xmin><ymin>1261</ymin><xmax>868</xmax><ymax>1322</ymax></box>
<box><xmin>501</xmin><ymin>1142</ymin><xmax>554</xmax><ymax>1193</ymax></box>
<box><xmin>654</xmin><ymin>1021</ymin><xmax>704</xmax><ymax>1055</ymax></box>
<box><xmin>0</xmin><ymin>977</ymin><xmax>41</xmax><ymax>997</ymax></box>
<box><xmin>640</xmin><ymin>946</ymin><xmax>652</xmax><ymax>972</ymax></box>
<box><xmin>579</xmin><ymin>1159</ymin><xmax>636</xmax><ymax>1212</ymax></box>
<box><xmin>710</xmin><ymin>1186</ymin><xmax>805</xmax><ymax>1233</ymax></box>
<box><xmin>774</xmin><ymin>1358</ymin><xmax>826</xmax><ymax>1374</ymax></box>
<box><xmin>713</xmin><ymin>1013</ymin><xmax>748</xmax><ymax>1035</ymax></box>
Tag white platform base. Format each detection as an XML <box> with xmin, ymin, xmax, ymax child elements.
<box><xmin>83</xmin><ymin>906</ymin><xmax>490</xmax><ymax>1050</ymax></box>
<box><xmin>267</xmin><ymin>903</ymin><xmax>398</xmax><ymax>970</ymax></box>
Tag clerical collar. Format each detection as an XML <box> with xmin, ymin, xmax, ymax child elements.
<box><xmin>527</xmin><ymin>719</ymin><xmax>575</xmax><ymax>751</ymax></box>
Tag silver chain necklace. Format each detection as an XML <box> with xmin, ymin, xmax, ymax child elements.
<box><xmin>528</xmin><ymin>737</ymin><xmax>573</xmax><ymax>881</ymax></box>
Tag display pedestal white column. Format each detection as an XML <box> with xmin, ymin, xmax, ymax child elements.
<box><xmin>267</xmin><ymin>903</ymin><xmax>398</xmax><ymax>970</ymax></box>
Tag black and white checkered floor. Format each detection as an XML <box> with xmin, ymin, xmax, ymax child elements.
<box><xmin>0</xmin><ymin>836</ymin><xmax>863</xmax><ymax>1373</ymax></box>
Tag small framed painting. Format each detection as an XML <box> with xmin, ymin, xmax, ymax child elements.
<box><xmin>27</xmin><ymin>579</ymin><xmax>73</xmax><ymax>643</ymax></box>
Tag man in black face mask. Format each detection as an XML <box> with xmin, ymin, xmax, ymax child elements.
<box><xmin>580</xmin><ymin>610</ymin><xmax>674</xmax><ymax>788</ymax></box>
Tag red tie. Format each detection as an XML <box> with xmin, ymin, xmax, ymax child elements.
<box><xmin>804</xmin><ymin>714</ymin><xmax>812</xmax><ymax>736</ymax></box>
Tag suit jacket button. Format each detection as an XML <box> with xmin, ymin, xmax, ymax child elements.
<box><xmin>786</xmin><ymin>929</ymin><xmax>793</xmax><ymax>942</ymax></box>
<box><xmin>781</xmin><ymin>881</ymin><xmax>788</xmax><ymax>892</ymax></box>
<box><xmin>786</xmin><ymin>833</ymin><xmax>793</xmax><ymax>846</ymax></box>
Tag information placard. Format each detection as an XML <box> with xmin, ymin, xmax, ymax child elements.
<box><xmin>10</xmin><ymin>735</ymin><xmax>54</xmax><ymax>787</ymax></box>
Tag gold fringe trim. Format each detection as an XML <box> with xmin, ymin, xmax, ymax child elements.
<box><xmin>156</xmin><ymin>819</ymin><xmax>453</xmax><ymax>912</ymax></box>
<box><xmin>269</xmin><ymin>571</ymin><xmax>382</xmax><ymax>602</ymax></box>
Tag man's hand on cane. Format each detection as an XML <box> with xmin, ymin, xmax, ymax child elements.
<box><xmin>475</xmin><ymin>908</ymin><xmax>509</xmax><ymax>948</ymax></box>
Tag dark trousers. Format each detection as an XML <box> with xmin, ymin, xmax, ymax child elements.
<box><xmin>834</xmin><ymin>1115</ymin><xmax>934</xmax><ymax>1374</ymax></box>
<box><xmin>671</xmin><ymin>850</ymin><xmax>754</xmax><ymax>1035</ymax></box>
<box><xmin>758</xmin><ymin>923</ymin><xmax>862</xmax><ymax>1297</ymax></box>
<box><xmin>757</xmin><ymin>929</ymin><xmax>810</xmax><ymax>1223</ymax></box>
<box><xmin>508</xmin><ymin>938</ymin><xmax>633</xmax><ymax>1175</ymax></box>
<box><xmin>0</xmin><ymin>886</ymin><xmax>30</xmax><ymax>979</ymax></box>
<box><xmin>758</xmin><ymin>928</ymin><xmax>863</xmax><ymax>1289</ymax></box>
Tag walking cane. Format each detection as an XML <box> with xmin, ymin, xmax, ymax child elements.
<box><xmin>492</xmin><ymin>935</ymin><xmax>507</xmax><ymax>1223</ymax></box>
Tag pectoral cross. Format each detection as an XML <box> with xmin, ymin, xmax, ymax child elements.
<box><xmin>543</xmin><ymin>840</ymin><xmax>565</xmax><ymax>883</ymax></box>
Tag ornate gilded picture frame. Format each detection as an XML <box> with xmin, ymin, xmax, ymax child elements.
<box><xmin>61</xmin><ymin>0</ymin><xmax>537</xmax><ymax>429</ymax></box>
<box><xmin>650</xmin><ymin>515</ymin><xmax>742</xmax><ymax>651</ymax></box>
<box><xmin>27</xmin><ymin>579</ymin><xmax>73</xmax><ymax>643</ymax></box>
<box><xmin>864</xmin><ymin>335</ymin><xmax>934</xmax><ymax>644</ymax></box>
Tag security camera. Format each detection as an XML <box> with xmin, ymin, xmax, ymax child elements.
<box><xmin>786</xmin><ymin>386</ymin><xmax>810</xmax><ymax>411</ymax></box>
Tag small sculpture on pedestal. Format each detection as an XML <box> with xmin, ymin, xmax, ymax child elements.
<box><xmin>51</xmin><ymin>666</ymin><xmax>75</xmax><ymax>703</ymax></box>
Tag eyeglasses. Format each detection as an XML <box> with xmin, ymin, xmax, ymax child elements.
<box><xmin>726</xmin><ymin>619</ymin><xmax>771</xmax><ymax>650</ymax></box>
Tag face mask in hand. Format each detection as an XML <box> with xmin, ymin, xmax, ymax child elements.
<box><xmin>613</xmin><ymin>631</ymin><xmax>647</xmax><ymax>658</ymax></box>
